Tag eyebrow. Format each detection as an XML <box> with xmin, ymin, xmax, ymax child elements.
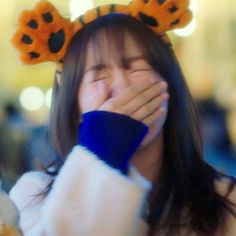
<box><xmin>85</xmin><ymin>55</ymin><xmax>146</xmax><ymax>73</ymax></box>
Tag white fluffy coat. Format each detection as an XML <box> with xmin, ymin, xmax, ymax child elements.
<box><xmin>10</xmin><ymin>145</ymin><xmax>152</xmax><ymax>236</ymax></box>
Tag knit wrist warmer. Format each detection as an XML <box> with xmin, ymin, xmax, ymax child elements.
<box><xmin>78</xmin><ymin>111</ymin><xmax>149</xmax><ymax>175</ymax></box>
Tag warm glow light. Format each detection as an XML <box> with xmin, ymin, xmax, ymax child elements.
<box><xmin>45</xmin><ymin>88</ymin><xmax>53</xmax><ymax>109</ymax></box>
<box><xmin>190</xmin><ymin>0</ymin><xmax>198</xmax><ymax>15</ymax></box>
<box><xmin>214</xmin><ymin>82</ymin><xmax>236</xmax><ymax>109</ymax></box>
<box><xmin>173</xmin><ymin>0</ymin><xmax>198</xmax><ymax>37</ymax></box>
<box><xmin>69</xmin><ymin>0</ymin><xmax>94</xmax><ymax>20</ymax></box>
<box><xmin>20</xmin><ymin>87</ymin><xmax>44</xmax><ymax>111</ymax></box>
<box><xmin>173</xmin><ymin>18</ymin><xmax>197</xmax><ymax>37</ymax></box>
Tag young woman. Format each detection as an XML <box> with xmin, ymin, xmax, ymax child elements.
<box><xmin>10</xmin><ymin>1</ymin><xmax>236</xmax><ymax>235</ymax></box>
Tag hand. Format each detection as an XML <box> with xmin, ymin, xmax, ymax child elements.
<box><xmin>79</xmin><ymin>76</ymin><xmax>169</xmax><ymax>127</ymax></box>
<box><xmin>78</xmin><ymin>73</ymin><xmax>169</xmax><ymax>174</ymax></box>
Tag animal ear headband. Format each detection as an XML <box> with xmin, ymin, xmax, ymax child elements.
<box><xmin>12</xmin><ymin>0</ymin><xmax>192</xmax><ymax>70</ymax></box>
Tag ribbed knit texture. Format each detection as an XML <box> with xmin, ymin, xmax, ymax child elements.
<box><xmin>79</xmin><ymin>111</ymin><xmax>149</xmax><ymax>175</ymax></box>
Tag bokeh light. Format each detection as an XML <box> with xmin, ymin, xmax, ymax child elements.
<box><xmin>173</xmin><ymin>0</ymin><xmax>198</xmax><ymax>37</ymax></box>
<box><xmin>19</xmin><ymin>87</ymin><xmax>44</xmax><ymax>111</ymax></box>
<box><xmin>173</xmin><ymin>18</ymin><xmax>197</xmax><ymax>37</ymax></box>
<box><xmin>45</xmin><ymin>88</ymin><xmax>52</xmax><ymax>109</ymax></box>
<box><xmin>190</xmin><ymin>0</ymin><xmax>199</xmax><ymax>15</ymax></box>
<box><xmin>69</xmin><ymin>0</ymin><xmax>94</xmax><ymax>20</ymax></box>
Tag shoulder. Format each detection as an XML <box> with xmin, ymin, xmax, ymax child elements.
<box><xmin>9</xmin><ymin>171</ymin><xmax>52</xmax><ymax>209</ymax></box>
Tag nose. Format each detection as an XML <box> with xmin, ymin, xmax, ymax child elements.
<box><xmin>110</xmin><ymin>67</ymin><xmax>130</xmax><ymax>97</ymax></box>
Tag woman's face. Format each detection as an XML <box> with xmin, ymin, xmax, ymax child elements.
<box><xmin>78</xmin><ymin>32</ymin><xmax>169</xmax><ymax>147</ymax></box>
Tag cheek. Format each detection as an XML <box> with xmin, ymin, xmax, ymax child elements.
<box><xmin>78</xmin><ymin>83</ymin><xmax>98</xmax><ymax>113</ymax></box>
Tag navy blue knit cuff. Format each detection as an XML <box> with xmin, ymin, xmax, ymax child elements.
<box><xmin>78</xmin><ymin>111</ymin><xmax>149</xmax><ymax>175</ymax></box>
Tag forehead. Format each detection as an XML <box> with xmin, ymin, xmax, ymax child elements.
<box><xmin>84</xmin><ymin>31</ymin><xmax>144</xmax><ymax>68</ymax></box>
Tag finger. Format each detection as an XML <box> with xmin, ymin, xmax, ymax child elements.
<box><xmin>123</xmin><ymin>81</ymin><xmax>168</xmax><ymax>115</ymax></box>
<box><xmin>143</xmin><ymin>105</ymin><xmax>168</xmax><ymax>126</ymax></box>
<box><xmin>99</xmin><ymin>78</ymin><xmax>157</xmax><ymax>111</ymax></box>
<box><xmin>131</xmin><ymin>92</ymin><xmax>169</xmax><ymax>121</ymax></box>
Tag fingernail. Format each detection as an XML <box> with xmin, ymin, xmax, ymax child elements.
<box><xmin>159</xmin><ymin>107</ymin><xmax>166</xmax><ymax>113</ymax></box>
<box><xmin>162</xmin><ymin>93</ymin><xmax>169</xmax><ymax>100</ymax></box>
<box><xmin>160</xmin><ymin>81</ymin><xmax>168</xmax><ymax>88</ymax></box>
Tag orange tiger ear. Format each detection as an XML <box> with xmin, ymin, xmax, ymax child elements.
<box><xmin>12</xmin><ymin>1</ymin><xmax>77</xmax><ymax>65</ymax></box>
<box><xmin>129</xmin><ymin>0</ymin><xmax>192</xmax><ymax>34</ymax></box>
<box><xmin>12</xmin><ymin>0</ymin><xmax>192</xmax><ymax>67</ymax></box>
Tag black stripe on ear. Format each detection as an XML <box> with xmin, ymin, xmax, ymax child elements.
<box><xmin>29</xmin><ymin>52</ymin><xmax>40</xmax><ymax>59</ymax></box>
<box><xmin>168</xmin><ymin>5</ymin><xmax>178</xmax><ymax>13</ymax></box>
<box><xmin>170</xmin><ymin>19</ymin><xmax>180</xmax><ymax>26</ymax></box>
<box><xmin>78</xmin><ymin>15</ymin><xmax>85</xmax><ymax>26</ymax></box>
<box><xmin>48</xmin><ymin>29</ymin><xmax>65</xmax><ymax>53</ymax></box>
<box><xmin>28</xmin><ymin>20</ymin><xmax>38</xmax><ymax>29</ymax></box>
<box><xmin>96</xmin><ymin>7</ymin><xmax>101</xmax><ymax>17</ymax></box>
<box><xmin>157</xmin><ymin>0</ymin><xmax>166</xmax><ymax>5</ymax></box>
<box><xmin>139</xmin><ymin>12</ymin><xmax>159</xmax><ymax>27</ymax></box>
<box><xmin>43</xmin><ymin>12</ymin><xmax>53</xmax><ymax>23</ymax></box>
<box><xmin>110</xmin><ymin>4</ymin><xmax>116</xmax><ymax>13</ymax></box>
<box><xmin>22</xmin><ymin>35</ymin><xmax>33</xmax><ymax>44</ymax></box>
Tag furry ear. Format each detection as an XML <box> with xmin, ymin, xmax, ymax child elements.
<box><xmin>129</xmin><ymin>0</ymin><xmax>192</xmax><ymax>33</ymax></box>
<box><xmin>12</xmin><ymin>1</ymin><xmax>77</xmax><ymax>65</ymax></box>
<box><xmin>12</xmin><ymin>0</ymin><xmax>192</xmax><ymax>67</ymax></box>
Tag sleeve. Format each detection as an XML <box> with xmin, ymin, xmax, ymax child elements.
<box><xmin>79</xmin><ymin>110</ymin><xmax>149</xmax><ymax>175</ymax></box>
<box><xmin>10</xmin><ymin>145</ymin><xmax>152</xmax><ymax>236</ymax></box>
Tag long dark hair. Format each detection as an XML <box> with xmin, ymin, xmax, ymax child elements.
<box><xmin>47</xmin><ymin>14</ymin><xmax>235</xmax><ymax>235</ymax></box>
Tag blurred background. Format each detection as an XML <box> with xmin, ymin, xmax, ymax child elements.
<box><xmin>0</xmin><ymin>0</ymin><xmax>236</xmax><ymax>191</ymax></box>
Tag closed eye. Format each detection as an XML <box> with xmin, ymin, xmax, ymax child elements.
<box><xmin>129</xmin><ymin>68</ymin><xmax>152</xmax><ymax>73</ymax></box>
<box><xmin>93</xmin><ymin>69</ymin><xmax>111</xmax><ymax>82</ymax></box>
<box><xmin>94</xmin><ymin>76</ymin><xmax>109</xmax><ymax>81</ymax></box>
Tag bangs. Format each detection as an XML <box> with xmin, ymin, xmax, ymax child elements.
<box><xmin>82</xmin><ymin>14</ymin><xmax>155</xmax><ymax>68</ymax></box>
<box><xmin>90</xmin><ymin>25</ymin><xmax>126</xmax><ymax>67</ymax></box>
<box><xmin>64</xmin><ymin>13</ymin><xmax>172</xmax><ymax>84</ymax></box>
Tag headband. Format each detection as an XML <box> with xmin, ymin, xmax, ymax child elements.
<box><xmin>12</xmin><ymin>0</ymin><xmax>192</xmax><ymax>70</ymax></box>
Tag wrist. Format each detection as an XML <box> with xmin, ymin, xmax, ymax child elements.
<box><xmin>78</xmin><ymin>110</ymin><xmax>149</xmax><ymax>175</ymax></box>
